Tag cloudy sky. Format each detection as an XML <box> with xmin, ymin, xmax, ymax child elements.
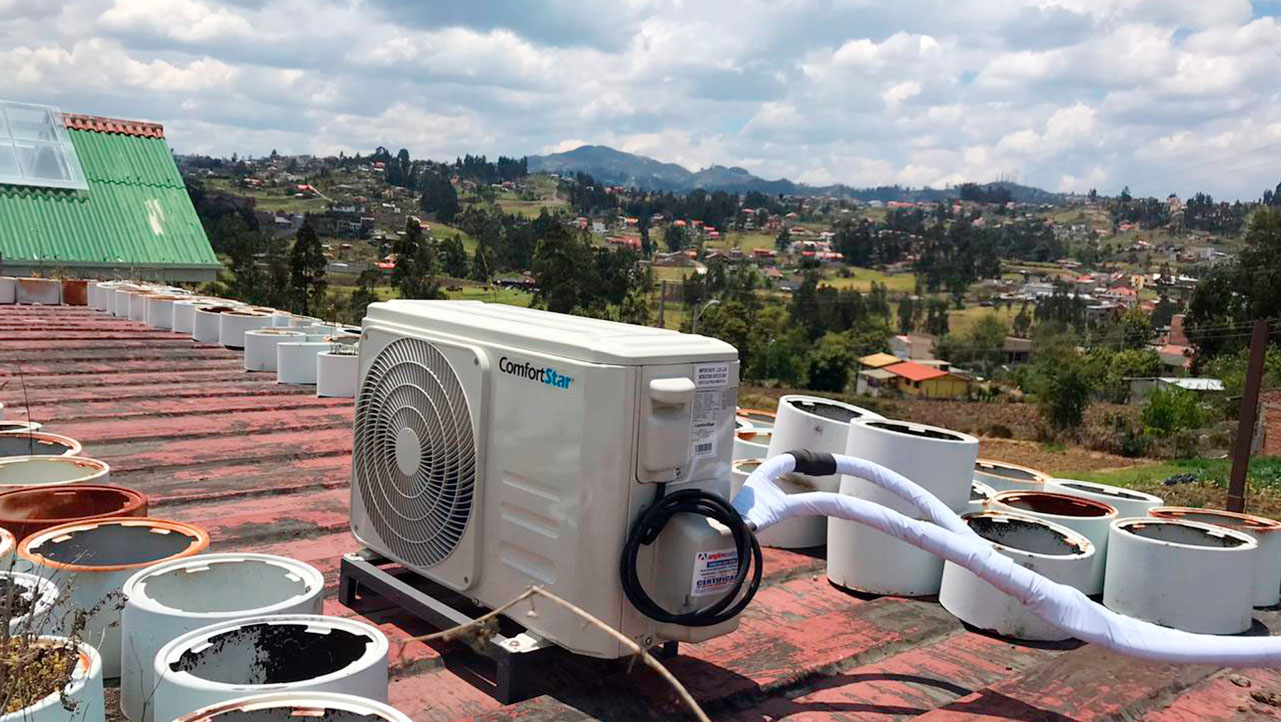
<box><xmin>2</xmin><ymin>0</ymin><xmax>1280</xmax><ymax>199</ymax></box>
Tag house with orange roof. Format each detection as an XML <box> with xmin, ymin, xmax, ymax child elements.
<box><xmin>883</xmin><ymin>361</ymin><xmax>970</xmax><ymax>399</ymax></box>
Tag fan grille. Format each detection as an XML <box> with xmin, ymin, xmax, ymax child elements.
<box><xmin>353</xmin><ymin>337</ymin><xmax>476</xmax><ymax>568</ymax></box>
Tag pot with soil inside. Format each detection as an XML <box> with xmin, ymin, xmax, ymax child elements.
<box><xmin>0</xmin><ymin>636</ymin><xmax>104</xmax><ymax>722</ymax></box>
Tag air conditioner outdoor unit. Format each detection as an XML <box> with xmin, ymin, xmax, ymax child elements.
<box><xmin>350</xmin><ymin>300</ymin><xmax>752</xmax><ymax>659</ymax></box>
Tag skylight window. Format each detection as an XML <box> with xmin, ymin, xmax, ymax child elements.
<box><xmin>0</xmin><ymin>101</ymin><xmax>88</xmax><ymax>191</ymax></box>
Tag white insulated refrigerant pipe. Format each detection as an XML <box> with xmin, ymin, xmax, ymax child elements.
<box><xmin>731</xmin><ymin>451</ymin><xmax>1281</xmax><ymax>667</ymax></box>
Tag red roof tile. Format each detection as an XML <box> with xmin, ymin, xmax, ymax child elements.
<box><xmin>885</xmin><ymin>360</ymin><xmax>949</xmax><ymax>382</ymax></box>
<box><xmin>61</xmin><ymin>113</ymin><xmax>165</xmax><ymax>138</ymax></box>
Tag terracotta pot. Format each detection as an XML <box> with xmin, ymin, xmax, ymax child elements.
<box><xmin>60</xmin><ymin>279</ymin><xmax>89</xmax><ymax>306</ymax></box>
<box><xmin>19</xmin><ymin>517</ymin><xmax>210</xmax><ymax>679</ymax></box>
<box><xmin>0</xmin><ymin>484</ymin><xmax>148</xmax><ymax>541</ymax></box>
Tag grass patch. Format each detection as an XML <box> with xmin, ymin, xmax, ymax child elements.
<box><xmin>652</xmin><ymin>266</ymin><xmax>697</xmax><ymax>283</ymax></box>
<box><xmin>947</xmin><ymin>304</ymin><xmax>1018</xmax><ymax>336</ymax></box>
<box><xmin>707</xmin><ymin>232</ymin><xmax>777</xmax><ymax>252</ymax></box>
<box><xmin>443</xmin><ymin>285</ymin><xmax>533</xmax><ymax>306</ymax></box>
<box><xmin>823</xmin><ymin>267</ymin><xmax>916</xmax><ymax>294</ymax></box>
<box><xmin>427</xmin><ymin>222</ymin><xmax>479</xmax><ymax>253</ymax></box>
<box><xmin>496</xmin><ymin>199</ymin><xmax>570</xmax><ymax>218</ymax></box>
<box><xmin>1063</xmin><ymin>456</ymin><xmax>1281</xmax><ymax>519</ymax></box>
<box><xmin>1069</xmin><ymin>457</ymin><xmax>1281</xmax><ymax>489</ymax></box>
<box><xmin>206</xmin><ymin>179</ymin><xmax>328</xmax><ymax>213</ymax></box>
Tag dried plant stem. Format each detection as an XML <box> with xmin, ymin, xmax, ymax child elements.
<box><xmin>400</xmin><ymin>585</ymin><xmax>710</xmax><ymax>722</ymax></box>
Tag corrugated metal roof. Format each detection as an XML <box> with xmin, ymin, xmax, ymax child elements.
<box><xmin>858</xmin><ymin>352</ymin><xmax>901</xmax><ymax>368</ymax></box>
<box><xmin>0</xmin><ymin>125</ymin><xmax>217</xmax><ymax>272</ymax></box>
<box><xmin>860</xmin><ymin>367</ymin><xmax>897</xmax><ymax>380</ymax></box>
<box><xmin>1161</xmin><ymin>377</ymin><xmax>1225</xmax><ymax>392</ymax></box>
<box><xmin>885</xmin><ymin>360</ymin><xmax>949</xmax><ymax>382</ymax></box>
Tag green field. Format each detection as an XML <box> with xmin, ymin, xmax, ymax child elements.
<box><xmin>328</xmin><ymin>284</ymin><xmax>398</xmax><ymax>302</ymax></box>
<box><xmin>496</xmin><ymin>198</ymin><xmax>570</xmax><ymax>218</ymax></box>
<box><xmin>823</xmin><ymin>267</ymin><xmax>916</xmax><ymax>294</ymax></box>
<box><xmin>652</xmin><ymin>266</ymin><xmax>696</xmax><ymax>283</ymax></box>
<box><xmin>427</xmin><ymin>221</ymin><xmax>479</xmax><ymax>252</ymax></box>
<box><xmin>330</xmin><ymin>281</ymin><xmax>533</xmax><ymax>308</ymax></box>
<box><xmin>444</xmin><ymin>285</ymin><xmax>533</xmax><ymax>305</ymax></box>
<box><xmin>947</xmin><ymin>304</ymin><xmax>1018</xmax><ymax>336</ymax></box>
<box><xmin>707</xmin><ymin>231</ymin><xmax>778</xmax><ymax>252</ymax></box>
<box><xmin>206</xmin><ymin>179</ymin><xmax>329</xmax><ymax>213</ymax></box>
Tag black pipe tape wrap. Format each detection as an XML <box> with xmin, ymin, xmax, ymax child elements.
<box><xmin>788</xmin><ymin>449</ymin><xmax>837</xmax><ymax>476</ymax></box>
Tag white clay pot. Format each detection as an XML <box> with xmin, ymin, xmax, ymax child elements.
<box><xmin>316</xmin><ymin>351</ymin><xmax>359</xmax><ymax>398</ymax></box>
<box><xmin>120</xmin><ymin>553</ymin><xmax>326</xmax><ymax>722</ymax></box>
<box><xmin>151</xmin><ymin>615</ymin><xmax>389</xmax><ymax>722</ymax></box>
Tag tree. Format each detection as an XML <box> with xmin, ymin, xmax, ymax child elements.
<box><xmin>532</xmin><ymin>224</ymin><xmax>589</xmax><ymax>314</ymax></box>
<box><xmin>440</xmin><ymin>236</ymin><xmax>469</xmax><ymax>278</ymax></box>
<box><xmin>1151</xmin><ymin>296</ymin><xmax>1178</xmax><ymax>329</ymax></box>
<box><xmin>1102</xmin><ymin>348</ymin><xmax>1161</xmax><ymax>402</ymax></box>
<box><xmin>391</xmin><ymin>219</ymin><xmax>442</xmax><ymax>300</ymax></box>
<box><xmin>616</xmin><ymin>288</ymin><xmax>651</xmax><ymax>326</ymax></box>
<box><xmin>806</xmin><ymin>332</ymin><xmax>855</xmax><ymax>392</ymax></box>
<box><xmin>924</xmin><ymin>298</ymin><xmax>950</xmax><ymax>336</ymax></box>
<box><xmin>790</xmin><ymin>272</ymin><xmax>822</xmax><ymax>339</ymax></box>
<box><xmin>897</xmin><ymin>296</ymin><xmax>916</xmax><ymax>333</ymax></box>
<box><xmin>1187</xmin><ymin>207</ymin><xmax>1281</xmax><ymax>358</ymax></box>
<box><xmin>420</xmin><ymin>171</ymin><xmax>460</xmax><ymax>223</ymax></box>
<box><xmin>969</xmin><ymin>314</ymin><xmax>1007</xmax><ymax>372</ymax></box>
<box><xmin>1013</xmin><ymin>303</ymin><xmax>1032</xmax><ymax>337</ymax></box>
<box><xmin>469</xmin><ymin>245</ymin><xmax>493</xmax><ymax>283</ymax></box>
<box><xmin>1142</xmin><ymin>386</ymin><xmax>1206</xmax><ymax>437</ymax></box>
<box><xmin>774</xmin><ymin>228</ymin><xmax>791</xmax><ymax>252</ymax></box>
<box><xmin>340</xmin><ymin>268</ymin><xmax>382</xmax><ymax>324</ymax></box>
<box><xmin>1038</xmin><ymin>357</ymin><xmax>1094</xmax><ymax>434</ymax></box>
<box><xmin>846</xmin><ymin>316</ymin><xmax>892</xmax><ymax>358</ymax></box>
<box><xmin>532</xmin><ymin>223</ymin><xmax>647</xmax><ymax>318</ymax></box>
<box><xmin>288</xmin><ymin>221</ymin><xmax>327</xmax><ymax>315</ymax></box>
<box><xmin>691</xmin><ymin>301</ymin><xmax>754</xmax><ymax>370</ymax></box>
<box><xmin>664</xmin><ymin>223</ymin><xmax>689</xmax><ymax>252</ymax></box>
<box><xmin>1109</xmin><ymin>307</ymin><xmax>1153</xmax><ymax>350</ymax></box>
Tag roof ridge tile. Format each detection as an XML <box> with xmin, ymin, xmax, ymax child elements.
<box><xmin>61</xmin><ymin>113</ymin><xmax>165</xmax><ymax>138</ymax></box>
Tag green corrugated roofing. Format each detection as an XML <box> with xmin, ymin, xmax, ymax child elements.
<box><xmin>0</xmin><ymin>128</ymin><xmax>218</xmax><ymax>270</ymax></box>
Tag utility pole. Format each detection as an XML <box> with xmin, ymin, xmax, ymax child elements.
<box><xmin>658</xmin><ymin>280</ymin><xmax>667</xmax><ymax>328</ymax></box>
<box><xmin>1227</xmin><ymin>319</ymin><xmax>1269</xmax><ymax>513</ymax></box>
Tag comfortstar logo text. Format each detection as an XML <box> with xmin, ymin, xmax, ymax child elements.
<box><xmin>498</xmin><ymin>356</ymin><xmax>573</xmax><ymax>389</ymax></box>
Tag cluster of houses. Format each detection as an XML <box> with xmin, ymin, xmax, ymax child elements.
<box><xmin>862</xmin><ymin>312</ymin><xmax>1217</xmax><ymax>404</ymax></box>
<box><xmin>990</xmin><ymin>269</ymin><xmax>1199</xmax><ymax>325</ymax></box>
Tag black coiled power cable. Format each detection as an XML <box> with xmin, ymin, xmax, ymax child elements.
<box><xmin>619</xmin><ymin>484</ymin><xmax>762</xmax><ymax>627</ymax></box>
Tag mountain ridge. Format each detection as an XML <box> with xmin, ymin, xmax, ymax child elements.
<box><xmin>526</xmin><ymin>144</ymin><xmax>1064</xmax><ymax>203</ymax></box>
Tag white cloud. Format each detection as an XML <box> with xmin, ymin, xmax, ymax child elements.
<box><xmin>0</xmin><ymin>0</ymin><xmax>1275</xmax><ymax>198</ymax></box>
<box><xmin>100</xmin><ymin>0</ymin><xmax>258</xmax><ymax>43</ymax></box>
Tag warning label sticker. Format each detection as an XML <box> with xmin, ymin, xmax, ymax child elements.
<box><xmin>691</xmin><ymin>548</ymin><xmax>739</xmax><ymax>597</ymax></box>
<box><xmin>694</xmin><ymin>362</ymin><xmax>730</xmax><ymax>388</ymax></box>
<box><xmin>690</xmin><ymin>389</ymin><xmax>720</xmax><ymax>458</ymax></box>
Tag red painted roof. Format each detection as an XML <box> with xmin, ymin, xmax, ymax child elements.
<box><xmin>2</xmin><ymin>304</ymin><xmax>1276</xmax><ymax>721</ymax></box>
<box><xmin>885</xmin><ymin>361</ymin><xmax>949</xmax><ymax>382</ymax></box>
<box><xmin>61</xmin><ymin>113</ymin><xmax>165</xmax><ymax>138</ymax></box>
